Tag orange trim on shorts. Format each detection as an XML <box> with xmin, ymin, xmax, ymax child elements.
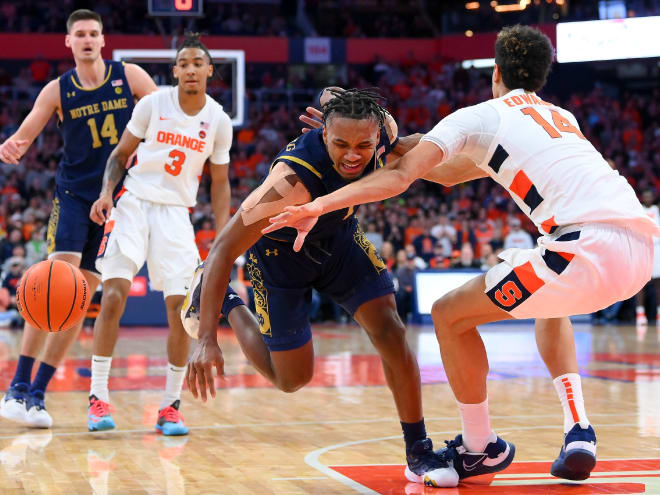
<box><xmin>512</xmin><ymin>261</ymin><xmax>545</xmax><ymax>294</ymax></box>
<box><xmin>541</xmin><ymin>216</ymin><xmax>558</xmax><ymax>234</ymax></box>
<box><xmin>509</xmin><ymin>170</ymin><xmax>533</xmax><ymax>200</ymax></box>
<box><xmin>114</xmin><ymin>187</ymin><xmax>126</xmax><ymax>201</ymax></box>
<box><xmin>557</xmin><ymin>252</ymin><xmax>575</xmax><ymax>262</ymax></box>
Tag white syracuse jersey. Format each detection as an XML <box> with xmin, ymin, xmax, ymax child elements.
<box><xmin>423</xmin><ymin>88</ymin><xmax>660</xmax><ymax>238</ymax></box>
<box><xmin>124</xmin><ymin>86</ymin><xmax>232</xmax><ymax>207</ymax></box>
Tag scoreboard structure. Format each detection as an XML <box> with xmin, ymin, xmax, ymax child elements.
<box><xmin>148</xmin><ymin>0</ymin><xmax>203</xmax><ymax>16</ymax></box>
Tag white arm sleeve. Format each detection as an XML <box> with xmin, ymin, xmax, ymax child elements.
<box><xmin>421</xmin><ymin>103</ymin><xmax>500</xmax><ymax>165</ymax></box>
<box><xmin>210</xmin><ymin>111</ymin><xmax>233</xmax><ymax>165</ymax></box>
<box><xmin>125</xmin><ymin>94</ymin><xmax>153</xmax><ymax>139</ymax></box>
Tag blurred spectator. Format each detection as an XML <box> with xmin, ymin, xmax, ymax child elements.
<box><xmin>430</xmin><ymin>214</ymin><xmax>456</xmax><ymax>258</ymax></box>
<box><xmin>380</xmin><ymin>241</ymin><xmax>396</xmax><ymax>272</ymax></box>
<box><xmin>24</xmin><ymin>228</ymin><xmax>46</xmax><ymax>267</ymax></box>
<box><xmin>404</xmin><ymin>243</ymin><xmax>427</xmax><ymax>270</ymax></box>
<box><xmin>412</xmin><ymin>223</ymin><xmax>437</xmax><ymax>263</ymax></box>
<box><xmin>365</xmin><ymin>222</ymin><xmax>383</xmax><ymax>252</ymax></box>
<box><xmin>503</xmin><ymin>217</ymin><xmax>534</xmax><ymax>250</ymax></box>
<box><xmin>195</xmin><ymin>219</ymin><xmax>216</xmax><ymax>261</ymax></box>
<box><xmin>394</xmin><ymin>250</ymin><xmax>416</xmax><ymax>323</ymax></box>
<box><xmin>451</xmin><ymin>243</ymin><xmax>481</xmax><ymax>269</ymax></box>
<box><xmin>0</xmin><ymin>229</ymin><xmax>23</xmax><ymax>265</ymax></box>
<box><xmin>1</xmin><ymin>256</ymin><xmax>24</xmax><ymax>310</ymax></box>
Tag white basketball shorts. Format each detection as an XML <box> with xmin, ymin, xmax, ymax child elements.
<box><xmin>484</xmin><ymin>223</ymin><xmax>654</xmax><ymax>319</ymax></box>
<box><xmin>96</xmin><ymin>190</ymin><xmax>201</xmax><ymax>298</ymax></box>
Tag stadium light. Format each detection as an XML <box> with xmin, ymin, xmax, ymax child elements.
<box><xmin>494</xmin><ymin>0</ymin><xmax>530</xmax><ymax>12</ymax></box>
<box><xmin>461</xmin><ymin>58</ymin><xmax>496</xmax><ymax>69</ymax></box>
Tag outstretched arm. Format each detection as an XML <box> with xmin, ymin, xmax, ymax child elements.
<box><xmin>187</xmin><ymin>162</ymin><xmax>311</xmax><ymax>401</ymax></box>
<box><xmin>263</xmin><ymin>140</ymin><xmax>445</xmax><ymax>248</ymax></box>
<box><xmin>0</xmin><ymin>79</ymin><xmax>59</xmax><ymax>164</ymax></box>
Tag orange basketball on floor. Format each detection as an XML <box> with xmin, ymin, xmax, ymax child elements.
<box><xmin>16</xmin><ymin>259</ymin><xmax>90</xmax><ymax>332</ymax></box>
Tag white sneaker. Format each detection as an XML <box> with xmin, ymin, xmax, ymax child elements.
<box><xmin>25</xmin><ymin>392</ymin><xmax>53</xmax><ymax>429</ymax></box>
<box><xmin>0</xmin><ymin>384</ymin><xmax>29</xmax><ymax>424</ymax></box>
<box><xmin>181</xmin><ymin>263</ymin><xmax>204</xmax><ymax>339</ymax></box>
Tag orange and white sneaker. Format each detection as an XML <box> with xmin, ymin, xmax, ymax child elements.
<box><xmin>155</xmin><ymin>400</ymin><xmax>189</xmax><ymax>436</ymax></box>
<box><xmin>88</xmin><ymin>395</ymin><xmax>115</xmax><ymax>432</ymax></box>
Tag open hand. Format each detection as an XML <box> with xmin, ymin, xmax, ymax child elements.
<box><xmin>186</xmin><ymin>339</ymin><xmax>225</xmax><ymax>402</ymax></box>
<box><xmin>261</xmin><ymin>202</ymin><xmax>323</xmax><ymax>252</ymax></box>
<box><xmin>299</xmin><ymin>106</ymin><xmax>323</xmax><ymax>134</ymax></box>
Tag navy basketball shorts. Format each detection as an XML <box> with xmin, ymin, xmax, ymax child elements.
<box><xmin>246</xmin><ymin>222</ymin><xmax>394</xmax><ymax>351</ymax></box>
<box><xmin>47</xmin><ymin>186</ymin><xmax>103</xmax><ymax>273</ymax></box>
<box><xmin>221</xmin><ymin>285</ymin><xmax>246</xmax><ymax>316</ymax></box>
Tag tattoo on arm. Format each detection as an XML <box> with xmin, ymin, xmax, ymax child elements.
<box><xmin>102</xmin><ymin>151</ymin><xmax>127</xmax><ymax>195</ymax></box>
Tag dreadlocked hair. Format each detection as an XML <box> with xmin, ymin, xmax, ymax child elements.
<box><xmin>175</xmin><ymin>32</ymin><xmax>213</xmax><ymax>65</ymax></box>
<box><xmin>322</xmin><ymin>88</ymin><xmax>387</xmax><ymax>128</ymax></box>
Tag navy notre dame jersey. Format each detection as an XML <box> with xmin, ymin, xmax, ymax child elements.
<box><xmin>271</xmin><ymin>126</ymin><xmax>395</xmax><ymax>242</ymax></box>
<box><xmin>58</xmin><ymin>60</ymin><xmax>134</xmax><ymax>202</ymax></box>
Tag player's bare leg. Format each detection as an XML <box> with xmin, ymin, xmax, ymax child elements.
<box><xmin>2</xmin><ymin>253</ymin><xmax>99</xmax><ymax>428</ymax></box>
<box><xmin>536</xmin><ymin>317</ymin><xmax>596</xmax><ymax>480</ymax></box>
<box><xmin>227</xmin><ymin>303</ymin><xmax>315</xmax><ymax>392</ymax></box>
<box><xmin>226</xmin><ymin>305</ymin><xmax>284</xmax><ymax>387</ymax></box>
<box><xmin>354</xmin><ymin>294</ymin><xmax>457</xmax><ymax>487</ymax></box>
<box><xmin>88</xmin><ymin>278</ymin><xmax>130</xmax><ymax>432</ymax></box>
<box><xmin>92</xmin><ymin>278</ymin><xmax>131</xmax><ymax>358</ymax></box>
<box><xmin>430</xmin><ymin>273</ymin><xmax>516</xmax><ymax>482</ymax></box>
<box><xmin>354</xmin><ymin>295</ymin><xmax>422</xmax><ymax>423</ymax></box>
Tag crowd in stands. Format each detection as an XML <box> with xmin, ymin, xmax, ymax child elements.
<box><xmin>1</xmin><ymin>34</ymin><xmax>659</xmax><ymax>324</ymax></box>
<box><xmin>3</xmin><ymin>1</ymin><xmax>660</xmax><ymax>38</ymax></box>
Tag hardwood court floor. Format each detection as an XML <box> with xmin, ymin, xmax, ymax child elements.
<box><xmin>1</xmin><ymin>321</ymin><xmax>659</xmax><ymax>494</ymax></box>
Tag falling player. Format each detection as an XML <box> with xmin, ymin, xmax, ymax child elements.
<box><xmin>0</xmin><ymin>9</ymin><xmax>157</xmax><ymax>428</ymax></box>
<box><xmin>265</xmin><ymin>25</ymin><xmax>660</xmax><ymax>484</ymax></box>
<box><xmin>87</xmin><ymin>33</ymin><xmax>237</xmax><ymax>435</ymax></box>
<box><xmin>185</xmin><ymin>88</ymin><xmax>462</xmax><ymax>487</ymax></box>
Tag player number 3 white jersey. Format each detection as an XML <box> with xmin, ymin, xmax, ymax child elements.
<box><xmin>124</xmin><ymin>86</ymin><xmax>232</xmax><ymax>207</ymax></box>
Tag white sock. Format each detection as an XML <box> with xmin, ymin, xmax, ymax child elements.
<box><xmin>160</xmin><ymin>363</ymin><xmax>187</xmax><ymax>409</ymax></box>
<box><xmin>90</xmin><ymin>355</ymin><xmax>112</xmax><ymax>403</ymax></box>
<box><xmin>553</xmin><ymin>373</ymin><xmax>590</xmax><ymax>432</ymax></box>
<box><xmin>457</xmin><ymin>398</ymin><xmax>495</xmax><ymax>453</ymax></box>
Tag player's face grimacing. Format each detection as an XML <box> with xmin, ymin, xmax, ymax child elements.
<box><xmin>323</xmin><ymin>117</ymin><xmax>380</xmax><ymax>180</ymax></box>
<box><xmin>65</xmin><ymin>20</ymin><xmax>104</xmax><ymax>62</ymax></box>
<box><xmin>173</xmin><ymin>48</ymin><xmax>213</xmax><ymax>95</ymax></box>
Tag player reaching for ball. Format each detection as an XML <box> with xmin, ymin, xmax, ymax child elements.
<box><xmin>0</xmin><ymin>9</ymin><xmax>157</xmax><ymax>428</ymax></box>
<box><xmin>86</xmin><ymin>33</ymin><xmax>238</xmax><ymax>435</ymax></box>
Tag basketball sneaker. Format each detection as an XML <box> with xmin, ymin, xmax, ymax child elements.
<box><xmin>88</xmin><ymin>395</ymin><xmax>115</xmax><ymax>431</ymax></box>
<box><xmin>0</xmin><ymin>382</ymin><xmax>29</xmax><ymax>424</ymax></box>
<box><xmin>404</xmin><ymin>438</ymin><xmax>459</xmax><ymax>488</ymax></box>
<box><xmin>155</xmin><ymin>400</ymin><xmax>189</xmax><ymax>436</ymax></box>
<box><xmin>436</xmin><ymin>434</ymin><xmax>515</xmax><ymax>481</ymax></box>
<box><xmin>25</xmin><ymin>390</ymin><xmax>52</xmax><ymax>428</ymax></box>
<box><xmin>550</xmin><ymin>423</ymin><xmax>597</xmax><ymax>480</ymax></box>
<box><xmin>181</xmin><ymin>263</ymin><xmax>204</xmax><ymax>339</ymax></box>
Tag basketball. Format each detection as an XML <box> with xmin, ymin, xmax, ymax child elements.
<box><xmin>15</xmin><ymin>259</ymin><xmax>90</xmax><ymax>332</ymax></box>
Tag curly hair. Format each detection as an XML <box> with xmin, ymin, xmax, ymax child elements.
<box><xmin>175</xmin><ymin>32</ymin><xmax>213</xmax><ymax>65</ymax></box>
<box><xmin>322</xmin><ymin>88</ymin><xmax>387</xmax><ymax>128</ymax></box>
<box><xmin>495</xmin><ymin>25</ymin><xmax>554</xmax><ymax>92</ymax></box>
